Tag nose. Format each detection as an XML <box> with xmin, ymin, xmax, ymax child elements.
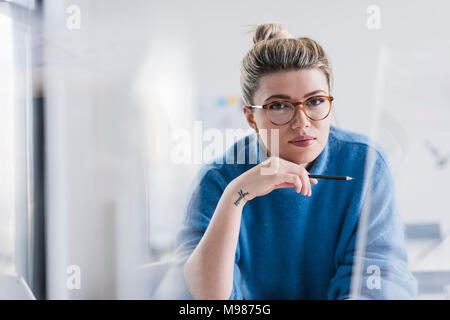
<box><xmin>290</xmin><ymin>107</ymin><xmax>311</xmax><ymax>129</ymax></box>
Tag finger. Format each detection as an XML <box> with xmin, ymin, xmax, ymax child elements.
<box><xmin>297</xmin><ymin>172</ymin><xmax>310</xmax><ymax>196</ymax></box>
<box><xmin>293</xmin><ymin>175</ymin><xmax>302</xmax><ymax>193</ymax></box>
<box><xmin>307</xmin><ymin>175</ymin><xmax>312</xmax><ymax>196</ymax></box>
<box><xmin>273</xmin><ymin>173</ymin><xmax>302</xmax><ymax>193</ymax></box>
<box><xmin>274</xmin><ymin>182</ymin><xmax>295</xmax><ymax>189</ymax></box>
<box><xmin>310</xmin><ymin>178</ymin><xmax>318</xmax><ymax>184</ymax></box>
<box><xmin>277</xmin><ymin>158</ymin><xmax>313</xmax><ymax>195</ymax></box>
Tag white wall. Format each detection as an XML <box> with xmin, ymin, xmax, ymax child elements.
<box><xmin>158</xmin><ymin>0</ymin><xmax>450</xmax><ymax>225</ymax></box>
<box><xmin>43</xmin><ymin>0</ymin><xmax>156</xmax><ymax>299</ymax></box>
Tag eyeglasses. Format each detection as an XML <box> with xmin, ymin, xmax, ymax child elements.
<box><xmin>247</xmin><ymin>95</ymin><xmax>334</xmax><ymax>126</ymax></box>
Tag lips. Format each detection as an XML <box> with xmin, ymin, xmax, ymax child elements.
<box><xmin>289</xmin><ymin>135</ymin><xmax>316</xmax><ymax>143</ymax></box>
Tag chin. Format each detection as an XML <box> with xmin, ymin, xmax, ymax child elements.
<box><xmin>280</xmin><ymin>152</ymin><xmax>312</xmax><ymax>166</ymax></box>
<box><xmin>281</xmin><ymin>142</ymin><xmax>320</xmax><ymax>165</ymax></box>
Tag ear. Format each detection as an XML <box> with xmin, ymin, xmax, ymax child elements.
<box><xmin>242</xmin><ymin>105</ymin><xmax>258</xmax><ymax>131</ymax></box>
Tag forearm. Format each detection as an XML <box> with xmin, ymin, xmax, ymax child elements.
<box><xmin>184</xmin><ymin>182</ymin><xmax>247</xmax><ymax>300</ymax></box>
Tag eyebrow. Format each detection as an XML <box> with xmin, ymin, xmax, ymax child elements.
<box><xmin>264</xmin><ymin>90</ymin><xmax>328</xmax><ymax>102</ymax></box>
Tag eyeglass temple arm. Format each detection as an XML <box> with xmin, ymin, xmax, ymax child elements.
<box><xmin>247</xmin><ymin>105</ymin><xmax>264</xmax><ymax>109</ymax></box>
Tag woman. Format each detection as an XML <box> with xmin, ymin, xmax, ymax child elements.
<box><xmin>175</xmin><ymin>23</ymin><xmax>417</xmax><ymax>299</ymax></box>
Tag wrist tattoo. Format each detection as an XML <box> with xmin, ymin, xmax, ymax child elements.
<box><xmin>234</xmin><ymin>189</ymin><xmax>249</xmax><ymax>206</ymax></box>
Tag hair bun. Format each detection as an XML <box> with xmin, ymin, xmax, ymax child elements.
<box><xmin>252</xmin><ymin>23</ymin><xmax>293</xmax><ymax>44</ymax></box>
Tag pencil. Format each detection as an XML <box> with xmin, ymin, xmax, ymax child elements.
<box><xmin>308</xmin><ymin>174</ymin><xmax>354</xmax><ymax>180</ymax></box>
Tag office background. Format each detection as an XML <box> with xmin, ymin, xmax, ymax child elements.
<box><xmin>0</xmin><ymin>0</ymin><xmax>449</xmax><ymax>299</ymax></box>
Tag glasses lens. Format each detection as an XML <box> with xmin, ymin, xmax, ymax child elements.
<box><xmin>305</xmin><ymin>96</ymin><xmax>331</xmax><ymax>120</ymax></box>
<box><xmin>267</xmin><ymin>101</ymin><xmax>294</xmax><ymax>125</ymax></box>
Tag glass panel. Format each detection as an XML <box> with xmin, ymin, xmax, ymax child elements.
<box><xmin>352</xmin><ymin>43</ymin><xmax>450</xmax><ymax>299</ymax></box>
<box><xmin>0</xmin><ymin>10</ymin><xmax>16</xmax><ymax>275</ymax></box>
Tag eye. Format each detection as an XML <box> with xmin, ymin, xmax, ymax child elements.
<box><xmin>306</xmin><ymin>97</ymin><xmax>325</xmax><ymax>107</ymax></box>
<box><xmin>268</xmin><ymin>101</ymin><xmax>291</xmax><ymax>111</ymax></box>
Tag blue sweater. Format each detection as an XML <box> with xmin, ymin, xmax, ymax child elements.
<box><xmin>175</xmin><ymin>125</ymin><xmax>417</xmax><ymax>299</ymax></box>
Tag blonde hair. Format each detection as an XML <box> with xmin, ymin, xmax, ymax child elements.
<box><xmin>240</xmin><ymin>23</ymin><xmax>333</xmax><ymax>106</ymax></box>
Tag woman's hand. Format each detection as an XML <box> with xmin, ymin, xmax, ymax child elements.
<box><xmin>227</xmin><ymin>156</ymin><xmax>319</xmax><ymax>206</ymax></box>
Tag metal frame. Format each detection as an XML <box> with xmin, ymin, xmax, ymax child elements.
<box><xmin>3</xmin><ymin>0</ymin><xmax>46</xmax><ymax>299</ymax></box>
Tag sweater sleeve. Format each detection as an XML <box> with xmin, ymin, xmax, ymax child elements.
<box><xmin>327</xmin><ymin>146</ymin><xmax>418</xmax><ymax>300</ymax></box>
<box><xmin>228</xmin><ymin>261</ymin><xmax>244</xmax><ymax>299</ymax></box>
<box><xmin>174</xmin><ymin>166</ymin><xmax>244</xmax><ymax>300</ymax></box>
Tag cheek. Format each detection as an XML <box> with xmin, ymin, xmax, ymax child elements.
<box><xmin>254</xmin><ymin>111</ymin><xmax>269</xmax><ymax>127</ymax></box>
<box><xmin>266</xmin><ymin>126</ymin><xmax>290</xmax><ymax>152</ymax></box>
<box><xmin>254</xmin><ymin>111</ymin><xmax>275</xmax><ymax>136</ymax></box>
<box><xmin>315</xmin><ymin>120</ymin><xmax>330</xmax><ymax>143</ymax></box>
<box><xmin>254</xmin><ymin>115</ymin><xmax>281</xmax><ymax>149</ymax></box>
